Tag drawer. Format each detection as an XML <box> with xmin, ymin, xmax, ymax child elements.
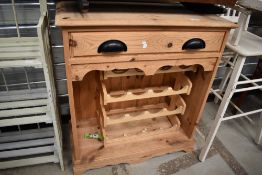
<box><xmin>69</xmin><ymin>31</ymin><xmax>225</xmax><ymax>57</ymax></box>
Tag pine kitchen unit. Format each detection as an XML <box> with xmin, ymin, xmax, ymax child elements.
<box><xmin>56</xmin><ymin>2</ymin><xmax>236</xmax><ymax>174</ymax></box>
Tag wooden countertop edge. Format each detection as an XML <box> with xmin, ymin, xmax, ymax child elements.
<box><xmin>55</xmin><ymin>2</ymin><xmax>238</xmax><ymax>29</ymax></box>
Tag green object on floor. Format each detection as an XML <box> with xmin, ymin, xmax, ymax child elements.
<box><xmin>84</xmin><ymin>133</ymin><xmax>104</xmax><ymax>141</ymax></box>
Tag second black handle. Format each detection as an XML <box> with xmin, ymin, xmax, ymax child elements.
<box><xmin>98</xmin><ymin>40</ymin><xmax>127</xmax><ymax>53</ymax></box>
<box><xmin>182</xmin><ymin>38</ymin><xmax>206</xmax><ymax>50</ymax></box>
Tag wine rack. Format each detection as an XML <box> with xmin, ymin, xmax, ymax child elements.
<box><xmin>97</xmin><ymin>70</ymin><xmax>192</xmax><ymax>146</ymax></box>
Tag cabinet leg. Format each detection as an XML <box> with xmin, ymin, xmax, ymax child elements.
<box><xmin>73</xmin><ymin>168</ymin><xmax>85</xmax><ymax>175</ymax></box>
<box><xmin>183</xmin><ymin>146</ymin><xmax>194</xmax><ymax>153</ymax></box>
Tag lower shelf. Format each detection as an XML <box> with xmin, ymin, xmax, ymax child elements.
<box><xmin>104</xmin><ymin>115</ymin><xmax>181</xmax><ymax>146</ymax></box>
<box><xmin>75</xmin><ymin>117</ymin><xmax>194</xmax><ymax>174</ymax></box>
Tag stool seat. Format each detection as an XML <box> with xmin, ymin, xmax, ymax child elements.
<box><xmin>238</xmin><ymin>0</ymin><xmax>262</xmax><ymax>12</ymax></box>
<box><xmin>227</xmin><ymin>31</ymin><xmax>262</xmax><ymax>57</ymax></box>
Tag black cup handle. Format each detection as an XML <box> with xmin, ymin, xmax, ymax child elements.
<box><xmin>98</xmin><ymin>40</ymin><xmax>127</xmax><ymax>53</ymax></box>
<box><xmin>182</xmin><ymin>38</ymin><xmax>206</xmax><ymax>50</ymax></box>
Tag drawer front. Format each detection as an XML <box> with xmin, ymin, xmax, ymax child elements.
<box><xmin>69</xmin><ymin>31</ymin><xmax>225</xmax><ymax>57</ymax></box>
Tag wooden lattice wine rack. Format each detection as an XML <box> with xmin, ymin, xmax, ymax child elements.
<box><xmin>56</xmin><ymin>2</ymin><xmax>237</xmax><ymax>174</ymax></box>
<box><xmin>99</xmin><ymin>69</ymin><xmax>191</xmax><ymax>145</ymax></box>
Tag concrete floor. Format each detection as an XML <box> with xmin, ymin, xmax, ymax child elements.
<box><xmin>1</xmin><ymin>97</ymin><xmax>262</xmax><ymax>175</ymax></box>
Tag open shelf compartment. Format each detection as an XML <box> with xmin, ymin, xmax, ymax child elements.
<box><xmin>78</xmin><ymin>114</ymin><xmax>184</xmax><ymax>148</ymax></box>
<box><xmin>76</xmin><ymin>116</ymin><xmax>194</xmax><ymax>170</ymax></box>
<box><xmin>104</xmin><ymin>114</ymin><xmax>181</xmax><ymax>146</ymax></box>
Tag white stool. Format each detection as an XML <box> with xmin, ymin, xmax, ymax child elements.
<box><xmin>199</xmin><ymin>6</ymin><xmax>262</xmax><ymax>161</ymax></box>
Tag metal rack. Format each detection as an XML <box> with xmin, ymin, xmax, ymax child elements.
<box><xmin>0</xmin><ymin>0</ymin><xmax>64</xmax><ymax>170</ymax></box>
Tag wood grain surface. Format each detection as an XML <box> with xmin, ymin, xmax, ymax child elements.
<box><xmin>70</xmin><ymin>31</ymin><xmax>224</xmax><ymax>57</ymax></box>
<box><xmin>56</xmin><ymin>2</ymin><xmax>237</xmax><ymax>28</ymax></box>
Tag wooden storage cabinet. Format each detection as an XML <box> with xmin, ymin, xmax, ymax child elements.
<box><xmin>56</xmin><ymin>2</ymin><xmax>236</xmax><ymax>174</ymax></box>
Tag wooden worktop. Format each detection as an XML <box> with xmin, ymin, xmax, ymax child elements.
<box><xmin>55</xmin><ymin>2</ymin><xmax>237</xmax><ymax>28</ymax></box>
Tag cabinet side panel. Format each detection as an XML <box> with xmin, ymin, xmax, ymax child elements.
<box><xmin>181</xmin><ymin>69</ymin><xmax>214</xmax><ymax>137</ymax></box>
<box><xmin>181</xmin><ymin>31</ymin><xmax>229</xmax><ymax>138</ymax></box>
<box><xmin>63</xmin><ymin>30</ymin><xmax>81</xmax><ymax>160</ymax></box>
<box><xmin>78</xmin><ymin>71</ymin><xmax>99</xmax><ymax>121</ymax></box>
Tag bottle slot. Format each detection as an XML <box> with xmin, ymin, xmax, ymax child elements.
<box><xmin>101</xmin><ymin>73</ymin><xmax>192</xmax><ymax>105</ymax></box>
<box><xmin>103</xmin><ymin>65</ymin><xmax>197</xmax><ymax>79</ymax></box>
<box><xmin>100</xmin><ymin>95</ymin><xmax>185</xmax><ymax>126</ymax></box>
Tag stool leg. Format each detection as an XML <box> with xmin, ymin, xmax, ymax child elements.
<box><xmin>255</xmin><ymin>112</ymin><xmax>262</xmax><ymax>145</ymax></box>
<box><xmin>199</xmin><ymin>55</ymin><xmax>246</xmax><ymax>161</ymax></box>
<box><xmin>214</xmin><ymin>67</ymin><xmax>232</xmax><ymax>104</ymax></box>
<box><xmin>214</xmin><ymin>54</ymin><xmax>238</xmax><ymax>104</ymax></box>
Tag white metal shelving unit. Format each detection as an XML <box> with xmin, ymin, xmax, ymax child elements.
<box><xmin>199</xmin><ymin>3</ymin><xmax>262</xmax><ymax>161</ymax></box>
<box><xmin>0</xmin><ymin>0</ymin><xmax>64</xmax><ymax>170</ymax></box>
